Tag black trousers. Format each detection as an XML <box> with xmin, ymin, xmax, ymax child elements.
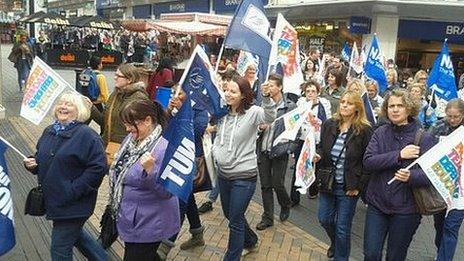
<box><xmin>258</xmin><ymin>151</ymin><xmax>292</xmax><ymax>224</ymax></box>
<box><xmin>123</xmin><ymin>242</ymin><xmax>161</xmax><ymax>261</ymax></box>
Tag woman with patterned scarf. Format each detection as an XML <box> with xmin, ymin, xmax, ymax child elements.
<box><xmin>109</xmin><ymin>98</ymin><xmax>180</xmax><ymax>260</ymax></box>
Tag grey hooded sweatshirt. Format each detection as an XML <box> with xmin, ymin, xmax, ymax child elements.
<box><xmin>213</xmin><ymin>96</ymin><xmax>276</xmax><ymax>180</ymax></box>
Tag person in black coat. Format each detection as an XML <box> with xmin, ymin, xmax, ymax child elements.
<box><xmin>314</xmin><ymin>90</ymin><xmax>373</xmax><ymax>260</ymax></box>
<box><xmin>23</xmin><ymin>93</ymin><xmax>107</xmax><ymax>261</ymax></box>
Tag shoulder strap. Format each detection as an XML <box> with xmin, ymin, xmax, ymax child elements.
<box><xmin>106</xmin><ymin>94</ymin><xmax>119</xmax><ymax>144</ymax></box>
<box><xmin>414</xmin><ymin>128</ymin><xmax>424</xmax><ymax>146</ymax></box>
<box><xmin>332</xmin><ymin>131</ymin><xmax>354</xmax><ymax>167</ymax></box>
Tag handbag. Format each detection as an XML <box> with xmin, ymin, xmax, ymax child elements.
<box><xmin>315</xmin><ymin>132</ymin><xmax>352</xmax><ymax>193</ymax></box>
<box><xmin>24</xmin><ymin>185</ymin><xmax>46</xmax><ymax>216</ymax></box>
<box><xmin>99</xmin><ymin>205</ymin><xmax>118</xmax><ymax>249</ymax></box>
<box><xmin>105</xmin><ymin>142</ymin><xmax>120</xmax><ymax>166</ymax></box>
<box><xmin>410</xmin><ymin>129</ymin><xmax>447</xmax><ymax>215</ymax></box>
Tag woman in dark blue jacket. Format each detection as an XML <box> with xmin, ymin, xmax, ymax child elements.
<box><xmin>24</xmin><ymin>93</ymin><xmax>107</xmax><ymax>261</ymax></box>
<box><xmin>363</xmin><ymin>89</ymin><xmax>436</xmax><ymax>261</ymax></box>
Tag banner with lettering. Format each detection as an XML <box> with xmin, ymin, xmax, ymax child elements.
<box><xmin>273</xmin><ymin>106</ymin><xmax>320</xmax><ymax>147</ymax></box>
<box><xmin>20</xmin><ymin>57</ymin><xmax>70</xmax><ymax>125</ymax></box>
<box><xmin>0</xmin><ymin>140</ymin><xmax>15</xmax><ymax>256</ymax></box>
<box><xmin>295</xmin><ymin>127</ymin><xmax>316</xmax><ymax>194</ymax></box>
<box><xmin>415</xmin><ymin>126</ymin><xmax>464</xmax><ymax>210</ymax></box>
<box><xmin>268</xmin><ymin>13</ymin><xmax>304</xmax><ymax>95</ymax></box>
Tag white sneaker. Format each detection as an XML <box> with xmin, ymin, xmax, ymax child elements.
<box><xmin>241</xmin><ymin>243</ymin><xmax>258</xmax><ymax>257</ymax></box>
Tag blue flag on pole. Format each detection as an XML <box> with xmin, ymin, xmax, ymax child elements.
<box><xmin>158</xmin><ymin>90</ymin><xmax>196</xmax><ymax>203</ymax></box>
<box><xmin>187</xmin><ymin>46</ymin><xmax>229</xmax><ymax>119</ymax></box>
<box><xmin>362</xmin><ymin>92</ymin><xmax>377</xmax><ymax>126</ymax></box>
<box><xmin>427</xmin><ymin>40</ymin><xmax>458</xmax><ymax>101</ymax></box>
<box><xmin>364</xmin><ymin>35</ymin><xmax>388</xmax><ymax>94</ymax></box>
<box><xmin>341</xmin><ymin>42</ymin><xmax>351</xmax><ymax>61</ymax></box>
<box><xmin>0</xmin><ymin>140</ymin><xmax>15</xmax><ymax>257</ymax></box>
<box><xmin>223</xmin><ymin>0</ymin><xmax>271</xmax><ymax>82</ymax></box>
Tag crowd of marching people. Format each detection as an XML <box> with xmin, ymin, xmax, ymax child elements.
<box><xmin>15</xmin><ymin>31</ymin><xmax>464</xmax><ymax>261</ymax></box>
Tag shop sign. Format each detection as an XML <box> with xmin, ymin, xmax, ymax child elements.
<box><xmin>309</xmin><ymin>38</ymin><xmax>324</xmax><ymax>52</ymax></box>
<box><xmin>214</xmin><ymin>0</ymin><xmax>268</xmax><ymax>13</ymax></box>
<box><xmin>399</xmin><ymin>20</ymin><xmax>464</xmax><ymax>44</ymax></box>
<box><xmin>90</xmin><ymin>21</ymin><xmax>114</xmax><ymax>30</ymax></box>
<box><xmin>349</xmin><ymin>16</ymin><xmax>371</xmax><ymax>34</ymax></box>
<box><xmin>59</xmin><ymin>53</ymin><xmax>76</xmax><ymax>63</ymax></box>
<box><xmin>44</xmin><ymin>18</ymin><xmax>70</xmax><ymax>26</ymax></box>
<box><xmin>153</xmin><ymin>0</ymin><xmax>209</xmax><ymax>17</ymax></box>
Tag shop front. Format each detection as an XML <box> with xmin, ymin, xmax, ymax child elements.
<box><xmin>397</xmin><ymin>19</ymin><xmax>464</xmax><ymax>76</ymax></box>
<box><xmin>152</xmin><ymin>0</ymin><xmax>209</xmax><ymax>19</ymax></box>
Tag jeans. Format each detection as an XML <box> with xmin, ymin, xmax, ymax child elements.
<box><xmin>363</xmin><ymin>204</ymin><xmax>421</xmax><ymax>261</ymax></box>
<box><xmin>51</xmin><ymin>218</ymin><xmax>107</xmax><ymax>261</ymax></box>
<box><xmin>434</xmin><ymin>209</ymin><xmax>464</xmax><ymax>261</ymax></box>
<box><xmin>169</xmin><ymin>192</ymin><xmax>202</xmax><ymax>242</ymax></box>
<box><xmin>16</xmin><ymin>58</ymin><xmax>30</xmax><ymax>90</ymax></box>
<box><xmin>318</xmin><ymin>183</ymin><xmax>358</xmax><ymax>261</ymax></box>
<box><xmin>258</xmin><ymin>152</ymin><xmax>292</xmax><ymax>224</ymax></box>
<box><xmin>218</xmin><ymin>176</ymin><xmax>258</xmax><ymax>261</ymax></box>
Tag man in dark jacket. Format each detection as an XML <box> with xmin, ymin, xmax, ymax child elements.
<box><xmin>256</xmin><ymin>74</ymin><xmax>296</xmax><ymax>230</ymax></box>
<box><xmin>8</xmin><ymin>33</ymin><xmax>34</xmax><ymax>91</ymax></box>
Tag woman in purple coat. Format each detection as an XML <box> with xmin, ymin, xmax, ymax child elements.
<box><xmin>109</xmin><ymin>98</ymin><xmax>180</xmax><ymax>260</ymax></box>
<box><xmin>363</xmin><ymin>89</ymin><xmax>436</xmax><ymax>261</ymax></box>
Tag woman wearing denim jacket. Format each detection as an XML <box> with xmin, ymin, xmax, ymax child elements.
<box><xmin>212</xmin><ymin>76</ymin><xmax>276</xmax><ymax>260</ymax></box>
<box><xmin>363</xmin><ymin>89</ymin><xmax>436</xmax><ymax>261</ymax></box>
<box><xmin>314</xmin><ymin>90</ymin><xmax>372</xmax><ymax>260</ymax></box>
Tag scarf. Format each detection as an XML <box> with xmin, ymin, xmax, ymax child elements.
<box><xmin>52</xmin><ymin>120</ymin><xmax>78</xmax><ymax>134</ymax></box>
<box><xmin>109</xmin><ymin>124</ymin><xmax>163</xmax><ymax>218</ymax></box>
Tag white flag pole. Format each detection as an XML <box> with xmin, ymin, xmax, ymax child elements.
<box><xmin>386</xmin><ymin>159</ymin><xmax>419</xmax><ymax>185</ymax></box>
<box><xmin>0</xmin><ymin>136</ymin><xmax>28</xmax><ymax>159</ymax></box>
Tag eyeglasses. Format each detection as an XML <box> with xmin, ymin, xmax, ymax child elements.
<box><xmin>115</xmin><ymin>73</ymin><xmax>127</xmax><ymax>79</ymax></box>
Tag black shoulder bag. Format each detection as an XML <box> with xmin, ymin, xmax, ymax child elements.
<box><xmin>315</xmin><ymin>132</ymin><xmax>352</xmax><ymax>193</ymax></box>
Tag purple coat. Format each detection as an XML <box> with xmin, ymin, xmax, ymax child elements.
<box><xmin>363</xmin><ymin>119</ymin><xmax>436</xmax><ymax>215</ymax></box>
<box><xmin>116</xmin><ymin>136</ymin><xmax>180</xmax><ymax>243</ymax></box>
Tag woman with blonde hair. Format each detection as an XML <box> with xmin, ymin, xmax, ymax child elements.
<box><xmin>314</xmin><ymin>90</ymin><xmax>373</xmax><ymax>259</ymax></box>
<box><xmin>24</xmin><ymin>92</ymin><xmax>107</xmax><ymax>260</ymax></box>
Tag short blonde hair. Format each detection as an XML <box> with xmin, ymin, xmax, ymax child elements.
<box><xmin>346</xmin><ymin>79</ymin><xmax>365</xmax><ymax>94</ymax></box>
<box><xmin>387</xmin><ymin>68</ymin><xmax>398</xmax><ymax>83</ymax></box>
<box><xmin>54</xmin><ymin>92</ymin><xmax>91</xmax><ymax>122</ymax></box>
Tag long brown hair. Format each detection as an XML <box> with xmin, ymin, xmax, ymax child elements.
<box><xmin>332</xmin><ymin>90</ymin><xmax>371</xmax><ymax>134</ymax></box>
<box><xmin>120</xmin><ymin>98</ymin><xmax>168</xmax><ymax>131</ymax></box>
<box><xmin>231</xmin><ymin>76</ymin><xmax>254</xmax><ymax>114</ymax></box>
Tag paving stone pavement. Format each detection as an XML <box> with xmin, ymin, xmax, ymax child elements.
<box><xmin>1</xmin><ymin>43</ymin><xmax>463</xmax><ymax>260</ymax></box>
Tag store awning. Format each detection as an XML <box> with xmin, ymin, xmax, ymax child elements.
<box><xmin>150</xmin><ymin>20</ymin><xmax>228</xmax><ymax>36</ymax></box>
<box><xmin>121</xmin><ymin>20</ymin><xmax>156</xmax><ymax>32</ymax></box>
<box><xmin>69</xmin><ymin>15</ymin><xmax>120</xmax><ymax>30</ymax></box>
<box><xmin>122</xmin><ymin>12</ymin><xmax>231</xmax><ymax>36</ymax></box>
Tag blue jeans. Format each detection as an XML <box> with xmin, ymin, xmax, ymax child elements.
<box><xmin>434</xmin><ymin>209</ymin><xmax>464</xmax><ymax>261</ymax></box>
<box><xmin>16</xmin><ymin>58</ymin><xmax>30</xmax><ymax>90</ymax></box>
<box><xmin>318</xmin><ymin>183</ymin><xmax>359</xmax><ymax>260</ymax></box>
<box><xmin>169</xmin><ymin>192</ymin><xmax>202</xmax><ymax>242</ymax></box>
<box><xmin>218</xmin><ymin>176</ymin><xmax>258</xmax><ymax>261</ymax></box>
<box><xmin>51</xmin><ymin>218</ymin><xmax>107</xmax><ymax>261</ymax></box>
<box><xmin>363</xmin><ymin>205</ymin><xmax>421</xmax><ymax>261</ymax></box>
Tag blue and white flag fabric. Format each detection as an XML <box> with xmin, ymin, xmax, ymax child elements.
<box><xmin>223</xmin><ymin>0</ymin><xmax>271</xmax><ymax>82</ymax></box>
<box><xmin>236</xmin><ymin>50</ymin><xmax>260</xmax><ymax>77</ymax></box>
<box><xmin>361</xmin><ymin>91</ymin><xmax>377</xmax><ymax>126</ymax></box>
<box><xmin>341</xmin><ymin>42</ymin><xmax>351</xmax><ymax>61</ymax></box>
<box><xmin>427</xmin><ymin>40</ymin><xmax>458</xmax><ymax>101</ymax></box>
<box><xmin>349</xmin><ymin>42</ymin><xmax>363</xmax><ymax>74</ymax></box>
<box><xmin>0</xmin><ymin>140</ymin><xmax>15</xmax><ymax>257</ymax></box>
<box><xmin>364</xmin><ymin>35</ymin><xmax>388</xmax><ymax>94</ymax></box>
<box><xmin>184</xmin><ymin>46</ymin><xmax>228</xmax><ymax>119</ymax></box>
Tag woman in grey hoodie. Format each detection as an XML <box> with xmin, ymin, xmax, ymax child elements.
<box><xmin>212</xmin><ymin>76</ymin><xmax>276</xmax><ymax>260</ymax></box>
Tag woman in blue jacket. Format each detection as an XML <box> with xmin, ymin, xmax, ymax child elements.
<box><xmin>363</xmin><ymin>89</ymin><xmax>436</xmax><ymax>261</ymax></box>
<box><xmin>23</xmin><ymin>92</ymin><xmax>107</xmax><ymax>261</ymax></box>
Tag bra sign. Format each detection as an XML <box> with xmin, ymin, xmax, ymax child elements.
<box><xmin>446</xmin><ymin>25</ymin><xmax>464</xmax><ymax>35</ymax></box>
